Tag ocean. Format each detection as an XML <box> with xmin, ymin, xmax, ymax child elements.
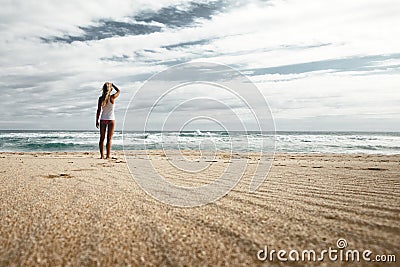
<box><xmin>1</xmin><ymin>130</ymin><xmax>400</xmax><ymax>154</ymax></box>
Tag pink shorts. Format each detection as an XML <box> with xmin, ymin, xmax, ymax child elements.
<box><xmin>100</xmin><ymin>120</ymin><xmax>114</xmax><ymax>125</ymax></box>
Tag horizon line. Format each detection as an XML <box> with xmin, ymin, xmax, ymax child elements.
<box><xmin>1</xmin><ymin>129</ymin><xmax>400</xmax><ymax>133</ymax></box>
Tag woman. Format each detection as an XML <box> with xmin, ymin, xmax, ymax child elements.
<box><xmin>96</xmin><ymin>82</ymin><xmax>120</xmax><ymax>159</ymax></box>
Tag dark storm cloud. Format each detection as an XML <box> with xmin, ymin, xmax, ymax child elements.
<box><xmin>244</xmin><ymin>53</ymin><xmax>400</xmax><ymax>75</ymax></box>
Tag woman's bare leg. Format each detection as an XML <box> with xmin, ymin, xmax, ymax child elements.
<box><xmin>99</xmin><ymin>123</ymin><xmax>107</xmax><ymax>159</ymax></box>
<box><xmin>106</xmin><ymin>121</ymin><xmax>115</xmax><ymax>159</ymax></box>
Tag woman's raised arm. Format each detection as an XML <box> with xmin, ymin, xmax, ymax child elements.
<box><xmin>111</xmin><ymin>83</ymin><xmax>120</xmax><ymax>99</ymax></box>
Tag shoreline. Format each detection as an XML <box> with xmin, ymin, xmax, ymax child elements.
<box><xmin>1</xmin><ymin>150</ymin><xmax>400</xmax><ymax>154</ymax></box>
<box><xmin>2</xmin><ymin>130</ymin><xmax>400</xmax><ymax>155</ymax></box>
<box><xmin>1</xmin><ymin>151</ymin><xmax>400</xmax><ymax>163</ymax></box>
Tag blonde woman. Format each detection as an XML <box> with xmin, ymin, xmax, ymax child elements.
<box><xmin>96</xmin><ymin>82</ymin><xmax>120</xmax><ymax>159</ymax></box>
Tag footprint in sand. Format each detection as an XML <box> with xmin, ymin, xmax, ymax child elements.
<box><xmin>97</xmin><ymin>163</ymin><xmax>113</xmax><ymax>167</ymax></box>
<box><xmin>71</xmin><ymin>168</ymin><xmax>93</xmax><ymax>172</ymax></box>
<box><xmin>364</xmin><ymin>167</ymin><xmax>388</xmax><ymax>171</ymax></box>
<box><xmin>44</xmin><ymin>173</ymin><xmax>72</xmax><ymax>179</ymax></box>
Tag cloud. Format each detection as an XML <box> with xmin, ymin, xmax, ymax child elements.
<box><xmin>41</xmin><ymin>21</ymin><xmax>163</xmax><ymax>43</ymax></box>
<box><xmin>0</xmin><ymin>0</ymin><xmax>399</xmax><ymax>130</ymax></box>
<box><xmin>40</xmin><ymin>0</ymin><xmax>229</xmax><ymax>44</ymax></box>
<box><xmin>134</xmin><ymin>0</ymin><xmax>228</xmax><ymax>28</ymax></box>
<box><xmin>243</xmin><ymin>53</ymin><xmax>400</xmax><ymax>75</ymax></box>
<box><xmin>162</xmin><ymin>39</ymin><xmax>212</xmax><ymax>50</ymax></box>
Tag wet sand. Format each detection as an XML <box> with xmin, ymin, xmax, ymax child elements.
<box><xmin>0</xmin><ymin>151</ymin><xmax>399</xmax><ymax>266</ymax></box>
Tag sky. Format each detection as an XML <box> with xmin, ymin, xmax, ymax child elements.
<box><xmin>1</xmin><ymin>0</ymin><xmax>400</xmax><ymax>131</ymax></box>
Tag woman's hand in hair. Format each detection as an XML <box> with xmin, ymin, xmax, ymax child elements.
<box><xmin>111</xmin><ymin>83</ymin><xmax>120</xmax><ymax>99</ymax></box>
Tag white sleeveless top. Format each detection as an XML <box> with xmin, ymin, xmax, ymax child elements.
<box><xmin>100</xmin><ymin>97</ymin><xmax>115</xmax><ymax>120</ymax></box>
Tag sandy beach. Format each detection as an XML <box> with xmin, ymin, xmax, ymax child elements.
<box><xmin>0</xmin><ymin>151</ymin><xmax>399</xmax><ymax>266</ymax></box>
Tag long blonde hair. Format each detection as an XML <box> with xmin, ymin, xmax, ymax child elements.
<box><xmin>101</xmin><ymin>82</ymin><xmax>113</xmax><ymax>107</ymax></box>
